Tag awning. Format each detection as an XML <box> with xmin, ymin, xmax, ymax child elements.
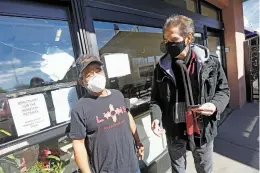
<box><xmin>99</xmin><ymin>31</ymin><xmax>163</xmax><ymax>58</ymax></box>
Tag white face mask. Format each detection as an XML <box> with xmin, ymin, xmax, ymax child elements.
<box><xmin>86</xmin><ymin>73</ymin><xmax>106</xmax><ymax>93</ymax></box>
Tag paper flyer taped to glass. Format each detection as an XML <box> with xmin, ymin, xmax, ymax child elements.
<box><xmin>40</xmin><ymin>52</ymin><xmax>75</xmax><ymax>81</ymax></box>
<box><xmin>104</xmin><ymin>53</ymin><xmax>131</xmax><ymax>78</ymax></box>
<box><xmin>8</xmin><ymin>94</ymin><xmax>50</xmax><ymax>137</ymax></box>
<box><xmin>51</xmin><ymin>87</ymin><xmax>78</xmax><ymax>123</ymax></box>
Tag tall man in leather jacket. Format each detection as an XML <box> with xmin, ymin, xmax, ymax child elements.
<box><xmin>151</xmin><ymin>15</ymin><xmax>230</xmax><ymax>173</ymax></box>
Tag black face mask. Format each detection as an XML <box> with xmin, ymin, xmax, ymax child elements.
<box><xmin>166</xmin><ymin>41</ymin><xmax>186</xmax><ymax>58</ymax></box>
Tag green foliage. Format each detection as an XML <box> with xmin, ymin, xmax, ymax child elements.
<box><xmin>24</xmin><ymin>155</ymin><xmax>64</xmax><ymax>173</ymax></box>
<box><xmin>24</xmin><ymin>162</ymin><xmax>44</xmax><ymax>173</ymax></box>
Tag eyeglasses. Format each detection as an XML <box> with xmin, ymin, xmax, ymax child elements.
<box><xmin>82</xmin><ymin>67</ymin><xmax>103</xmax><ymax>79</ymax></box>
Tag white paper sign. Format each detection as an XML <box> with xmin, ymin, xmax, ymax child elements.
<box><xmin>8</xmin><ymin>94</ymin><xmax>50</xmax><ymax>136</ymax></box>
<box><xmin>51</xmin><ymin>87</ymin><xmax>78</xmax><ymax>123</ymax></box>
<box><xmin>40</xmin><ymin>52</ymin><xmax>75</xmax><ymax>81</ymax></box>
<box><xmin>135</xmin><ymin>114</ymin><xmax>167</xmax><ymax>166</ymax></box>
<box><xmin>104</xmin><ymin>53</ymin><xmax>131</xmax><ymax>78</ymax></box>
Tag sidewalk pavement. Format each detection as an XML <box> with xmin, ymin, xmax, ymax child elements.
<box><xmin>186</xmin><ymin>103</ymin><xmax>259</xmax><ymax>173</ymax></box>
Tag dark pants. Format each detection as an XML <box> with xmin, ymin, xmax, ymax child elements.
<box><xmin>167</xmin><ymin>136</ymin><xmax>213</xmax><ymax>173</ymax></box>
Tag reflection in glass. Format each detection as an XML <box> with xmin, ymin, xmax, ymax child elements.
<box><xmin>0</xmin><ymin>136</ymin><xmax>78</xmax><ymax>173</ymax></box>
<box><xmin>0</xmin><ymin>16</ymin><xmax>76</xmax><ymax>92</ymax></box>
<box><xmin>186</xmin><ymin>0</ymin><xmax>196</xmax><ymax>12</ymax></box>
<box><xmin>94</xmin><ymin>21</ymin><xmax>167</xmax><ymax>165</ymax></box>
<box><xmin>194</xmin><ymin>33</ymin><xmax>204</xmax><ymax>45</ymax></box>
<box><xmin>94</xmin><ymin>21</ymin><xmax>163</xmax><ymax>107</ymax></box>
<box><xmin>208</xmin><ymin>35</ymin><xmax>222</xmax><ymax>64</ymax></box>
<box><xmin>0</xmin><ymin>16</ymin><xmax>76</xmax><ymax>145</ymax></box>
<box><xmin>201</xmin><ymin>3</ymin><xmax>219</xmax><ymax>20</ymax></box>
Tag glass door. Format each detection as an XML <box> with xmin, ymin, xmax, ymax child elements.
<box><xmin>206</xmin><ymin>30</ymin><xmax>226</xmax><ymax>70</ymax></box>
<box><xmin>194</xmin><ymin>33</ymin><xmax>204</xmax><ymax>45</ymax></box>
<box><xmin>208</xmin><ymin>34</ymin><xmax>222</xmax><ymax>63</ymax></box>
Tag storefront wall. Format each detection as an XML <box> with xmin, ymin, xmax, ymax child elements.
<box><xmin>207</xmin><ymin>0</ymin><xmax>247</xmax><ymax>108</ymax></box>
<box><xmin>0</xmin><ymin>0</ymin><xmax>230</xmax><ymax>173</ymax></box>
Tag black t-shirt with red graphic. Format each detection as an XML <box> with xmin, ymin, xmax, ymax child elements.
<box><xmin>69</xmin><ymin>89</ymin><xmax>138</xmax><ymax>173</ymax></box>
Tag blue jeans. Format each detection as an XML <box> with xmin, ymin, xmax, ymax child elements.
<box><xmin>136</xmin><ymin>169</ymin><xmax>141</xmax><ymax>173</ymax></box>
<box><xmin>167</xmin><ymin>137</ymin><xmax>214</xmax><ymax>173</ymax></box>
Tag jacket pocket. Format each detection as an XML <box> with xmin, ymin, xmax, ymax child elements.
<box><xmin>205</xmin><ymin>77</ymin><xmax>216</xmax><ymax>101</ymax></box>
<box><xmin>204</xmin><ymin>116</ymin><xmax>218</xmax><ymax>137</ymax></box>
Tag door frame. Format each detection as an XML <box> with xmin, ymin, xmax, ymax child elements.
<box><xmin>205</xmin><ymin>26</ymin><xmax>227</xmax><ymax>73</ymax></box>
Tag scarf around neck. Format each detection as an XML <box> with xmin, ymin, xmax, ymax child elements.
<box><xmin>172</xmin><ymin>47</ymin><xmax>201</xmax><ymax>151</ymax></box>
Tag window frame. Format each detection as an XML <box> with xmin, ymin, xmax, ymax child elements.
<box><xmin>82</xmin><ymin>0</ymin><xmax>222</xmax><ymax>63</ymax></box>
<box><xmin>83</xmin><ymin>4</ymin><xmax>208</xmax><ymax>56</ymax></box>
<box><xmin>198</xmin><ymin>0</ymin><xmax>222</xmax><ymax>21</ymax></box>
<box><xmin>0</xmin><ymin>2</ymin><xmax>78</xmax><ymax>96</ymax></box>
<box><xmin>186</xmin><ymin>0</ymin><xmax>198</xmax><ymax>13</ymax></box>
<box><xmin>0</xmin><ymin>0</ymin><xmax>84</xmax><ymax>157</ymax></box>
<box><xmin>205</xmin><ymin>26</ymin><xmax>227</xmax><ymax>74</ymax></box>
<box><xmin>84</xmin><ymin>0</ymin><xmax>224</xmax><ymax>29</ymax></box>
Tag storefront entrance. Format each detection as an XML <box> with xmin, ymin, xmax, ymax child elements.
<box><xmin>0</xmin><ymin>0</ymin><xmax>226</xmax><ymax>173</ymax></box>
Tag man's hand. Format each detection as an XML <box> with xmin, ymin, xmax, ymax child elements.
<box><xmin>151</xmin><ymin>119</ymin><xmax>165</xmax><ymax>137</ymax></box>
<box><xmin>136</xmin><ymin>143</ymin><xmax>144</xmax><ymax>160</ymax></box>
<box><xmin>192</xmin><ymin>103</ymin><xmax>216</xmax><ymax>116</ymax></box>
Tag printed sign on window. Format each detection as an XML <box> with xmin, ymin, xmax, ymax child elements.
<box><xmin>8</xmin><ymin>94</ymin><xmax>50</xmax><ymax>136</ymax></box>
<box><xmin>40</xmin><ymin>52</ymin><xmax>75</xmax><ymax>81</ymax></box>
<box><xmin>51</xmin><ymin>87</ymin><xmax>78</xmax><ymax>123</ymax></box>
<box><xmin>104</xmin><ymin>53</ymin><xmax>131</xmax><ymax>78</ymax></box>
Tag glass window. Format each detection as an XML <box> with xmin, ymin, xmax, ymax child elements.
<box><xmin>94</xmin><ymin>21</ymin><xmax>163</xmax><ymax>110</ymax></box>
<box><xmin>0</xmin><ymin>16</ymin><xmax>76</xmax><ymax>91</ymax></box>
<box><xmin>163</xmin><ymin>0</ymin><xmax>186</xmax><ymax>8</ymax></box>
<box><xmin>94</xmin><ymin>21</ymin><xmax>167</xmax><ymax>165</ymax></box>
<box><xmin>194</xmin><ymin>33</ymin><xmax>204</xmax><ymax>45</ymax></box>
<box><xmin>0</xmin><ymin>16</ymin><xmax>77</xmax><ymax>145</ymax></box>
<box><xmin>0</xmin><ymin>135</ymin><xmax>78</xmax><ymax>173</ymax></box>
<box><xmin>208</xmin><ymin>35</ymin><xmax>222</xmax><ymax>64</ymax></box>
<box><xmin>186</xmin><ymin>0</ymin><xmax>197</xmax><ymax>12</ymax></box>
<box><xmin>201</xmin><ymin>3</ymin><xmax>219</xmax><ymax>20</ymax></box>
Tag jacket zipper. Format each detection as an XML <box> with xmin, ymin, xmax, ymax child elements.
<box><xmin>157</xmin><ymin>65</ymin><xmax>176</xmax><ymax>124</ymax></box>
<box><xmin>158</xmin><ymin>65</ymin><xmax>175</xmax><ymax>85</ymax></box>
<box><xmin>198</xmin><ymin>65</ymin><xmax>202</xmax><ymax>104</ymax></box>
<box><xmin>159</xmin><ymin>63</ymin><xmax>204</xmax><ymax>105</ymax></box>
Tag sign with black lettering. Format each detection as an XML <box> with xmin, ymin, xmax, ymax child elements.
<box><xmin>8</xmin><ymin>94</ymin><xmax>50</xmax><ymax>136</ymax></box>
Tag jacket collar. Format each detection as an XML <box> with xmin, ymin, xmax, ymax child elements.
<box><xmin>159</xmin><ymin>44</ymin><xmax>211</xmax><ymax>79</ymax></box>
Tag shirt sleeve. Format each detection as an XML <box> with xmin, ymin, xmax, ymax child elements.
<box><xmin>69</xmin><ymin>109</ymin><xmax>86</xmax><ymax>140</ymax></box>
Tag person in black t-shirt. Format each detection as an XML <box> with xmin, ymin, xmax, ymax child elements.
<box><xmin>69</xmin><ymin>54</ymin><xmax>144</xmax><ymax>173</ymax></box>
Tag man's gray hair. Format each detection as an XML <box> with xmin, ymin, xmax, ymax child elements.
<box><xmin>163</xmin><ymin>15</ymin><xmax>195</xmax><ymax>38</ymax></box>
